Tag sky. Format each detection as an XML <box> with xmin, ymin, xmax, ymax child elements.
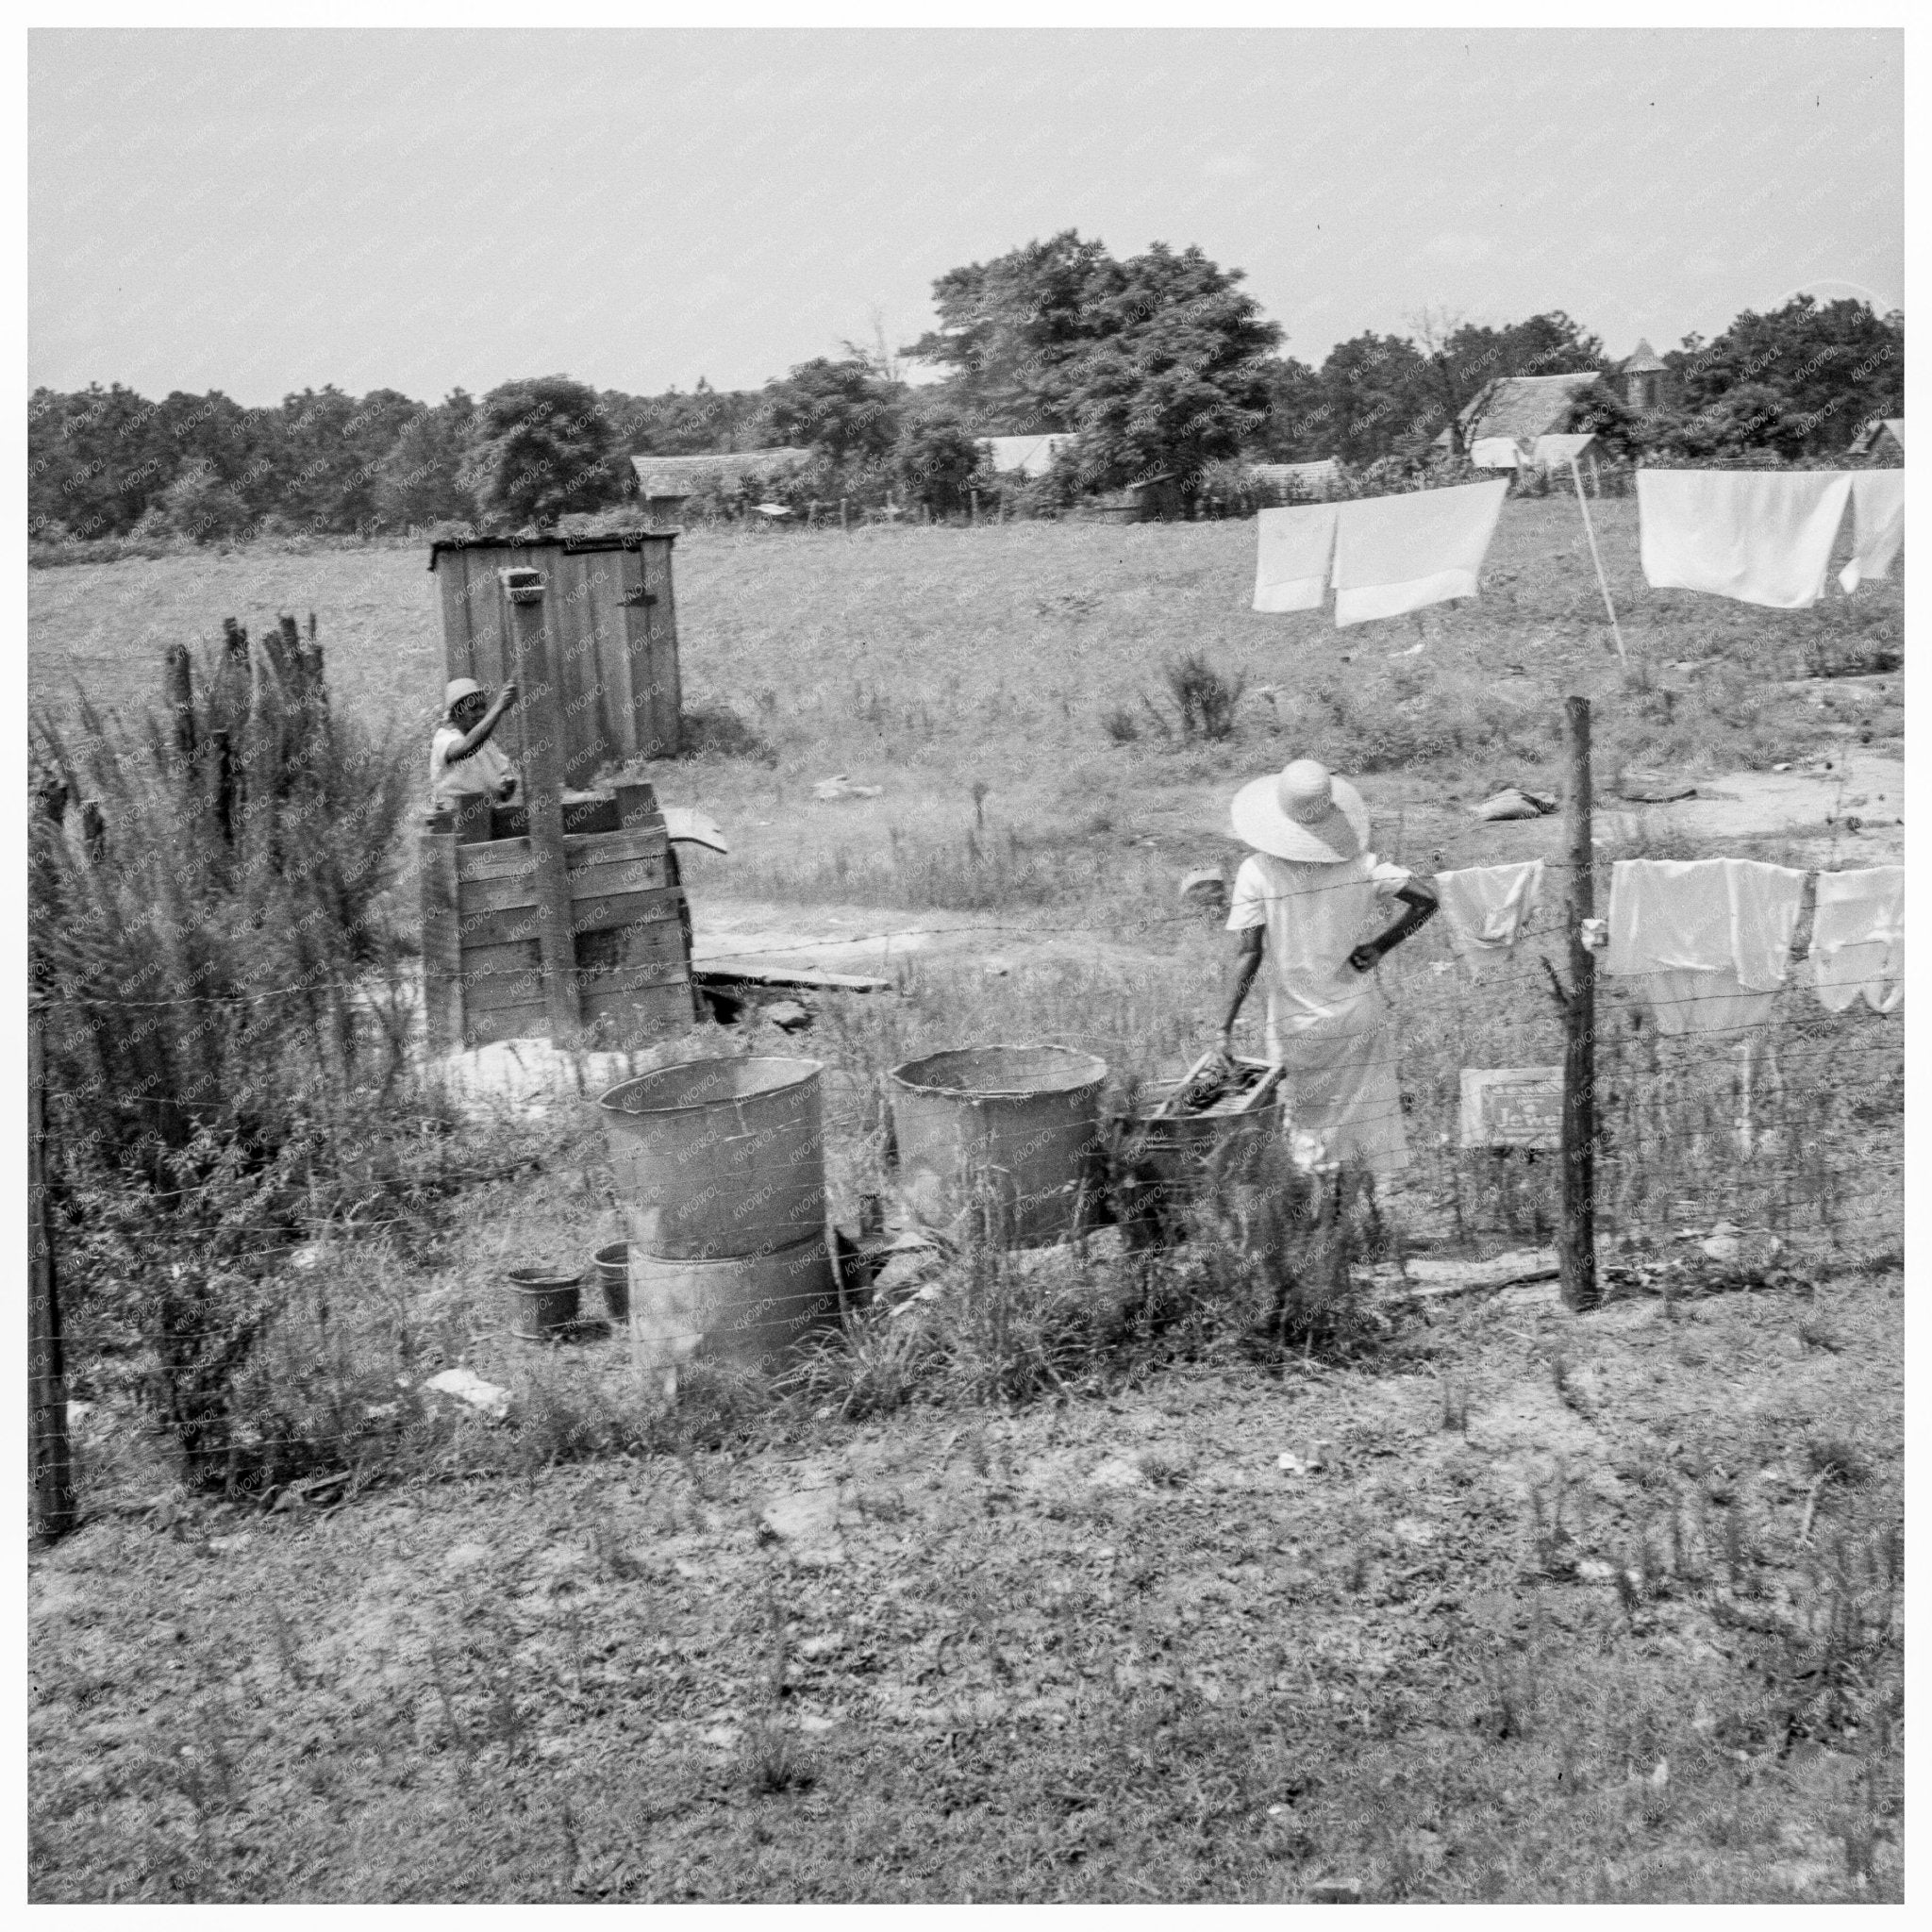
<box><xmin>29</xmin><ymin>27</ymin><xmax>1904</xmax><ymax>407</ymax></box>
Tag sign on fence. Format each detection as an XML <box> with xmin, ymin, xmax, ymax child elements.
<box><xmin>1460</xmin><ymin>1067</ymin><xmax>1563</xmax><ymax>1151</ymax></box>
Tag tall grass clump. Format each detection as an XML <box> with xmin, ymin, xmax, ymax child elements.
<box><xmin>1161</xmin><ymin>651</ymin><xmax>1245</xmax><ymax>741</ymax></box>
<box><xmin>29</xmin><ymin>617</ymin><xmax>429</xmax><ymax>1489</ymax></box>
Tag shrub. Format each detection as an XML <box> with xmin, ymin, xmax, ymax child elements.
<box><xmin>30</xmin><ymin>621</ymin><xmax>421</xmax><ymax>1487</ymax></box>
<box><xmin>1160</xmin><ymin>651</ymin><xmax>1245</xmax><ymax>741</ymax></box>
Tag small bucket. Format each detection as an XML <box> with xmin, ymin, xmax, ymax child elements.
<box><xmin>594</xmin><ymin>1241</ymin><xmax>630</xmax><ymax>1323</ymax></box>
<box><xmin>506</xmin><ymin>1267</ymin><xmax>582</xmax><ymax>1341</ymax></box>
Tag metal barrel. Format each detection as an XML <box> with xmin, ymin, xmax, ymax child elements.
<box><xmin>888</xmin><ymin>1044</ymin><xmax>1108</xmax><ymax>1250</ymax></box>
<box><xmin>598</xmin><ymin>1057</ymin><xmax>826</xmax><ymax>1261</ymax></box>
<box><xmin>628</xmin><ymin>1232</ymin><xmax>839</xmax><ymax>1373</ymax></box>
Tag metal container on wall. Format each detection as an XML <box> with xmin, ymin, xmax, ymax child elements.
<box><xmin>888</xmin><ymin>1044</ymin><xmax>1108</xmax><ymax>1249</ymax></box>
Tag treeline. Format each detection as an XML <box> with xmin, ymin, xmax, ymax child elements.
<box><xmin>27</xmin><ymin>227</ymin><xmax>1904</xmax><ymax>544</ymax></box>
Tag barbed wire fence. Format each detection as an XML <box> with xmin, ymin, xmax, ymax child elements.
<box><xmin>28</xmin><ymin>700</ymin><xmax>1903</xmax><ymax>1533</ymax></box>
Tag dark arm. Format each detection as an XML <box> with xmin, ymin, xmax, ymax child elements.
<box><xmin>1347</xmin><ymin>878</ymin><xmax>1439</xmax><ymax>973</ymax></box>
<box><xmin>1217</xmin><ymin>925</ymin><xmax>1266</xmax><ymax>1056</ymax></box>
<box><xmin>444</xmin><ymin>683</ymin><xmax>518</xmax><ymax>763</ymax></box>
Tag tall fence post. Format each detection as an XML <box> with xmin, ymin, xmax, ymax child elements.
<box><xmin>1560</xmin><ymin>695</ymin><xmax>1601</xmax><ymax>1312</ymax></box>
<box><xmin>29</xmin><ymin>1008</ymin><xmax>77</xmax><ymax>1540</ymax></box>
<box><xmin>499</xmin><ymin>568</ymin><xmax>582</xmax><ymax>1046</ymax></box>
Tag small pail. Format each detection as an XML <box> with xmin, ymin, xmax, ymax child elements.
<box><xmin>507</xmin><ymin>1267</ymin><xmax>582</xmax><ymax>1341</ymax></box>
<box><xmin>594</xmin><ymin>1241</ymin><xmax>630</xmax><ymax>1322</ymax></box>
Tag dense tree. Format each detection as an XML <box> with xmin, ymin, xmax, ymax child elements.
<box><xmin>760</xmin><ymin>357</ymin><xmax>905</xmax><ymax>467</ymax></box>
<box><xmin>891</xmin><ymin>406</ymin><xmax>985</xmax><ymax>515</ymax></box>
<box><xmin>1060</xmin><ymin>243</ymin><xmax>1281</xmax><ymax>491</ymax></box>
<box><xmin>457</xmin><ymin>375</ymin><xmax>627</xmax><ymax>529</ymax></box>
<box><xmin>907</xmin><ymin>232</ymin><xmax>1280</xmax><ymax>494</ymax></box>
<box><xmin>1244</xmin><ymin>357</ymin><xmax>1328</xmax><ymax>460</ymax></box>
<box><xmin>375</xmin><ymin>390</ymin><xmax>477</xmax><ymax>529</ymax></box>
<box><xmin>902</xmin><ymin>229</ymin><xmax>1120</xmax><ymax>431</ymax></box>
<box><xmin>1672</xmin><ymin>296</ymin><xmax>1903</xmax><ymax>458</ymax></box>
<box><xmin>1311</xmin><ymin>332</ymin><xmax>1430</xmax><ymax>465</ymax></box>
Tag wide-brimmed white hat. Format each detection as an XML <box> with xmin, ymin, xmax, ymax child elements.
<box><xmin>444</xmin><ymin>677</ymin><xmax>485</xmax><ymax>714</ymax></box>
<box><xmin>1229</xmin><ymin>758</ymin><xmax>1369</xmax><ymax>864</ymax></box>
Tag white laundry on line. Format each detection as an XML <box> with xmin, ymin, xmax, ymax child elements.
<box><xmin>1470</xmin><ymin>437</ymin><xmax>1525</xmax><ymax>471</ymax></box>
<box><xmin>1605</xmin><ymin>857</ymin><xmax>1807</xmax><ymax>1035</ymax></box>
<box><xmin>1636</xmin><ymin>469</ymin><xmax>1855</xmax><ymax>609</ymax></box>
<box><xmin>1532</xmin><ymin>433</ymin><xmax>1596</xmax><ymax>471</ymax></box>
<box><xmin>1331</xmin><ymin>479</ymin><xmax>1509</xmax><ymax>627</ymax></box>
<box><xmin>1808</xmin><ymin>866</ymin><xmax>1903</xmax><ymax>1015</ymax></box>
<box><xmin>1434</xmin><ymin>859</ymin><xmax>1544</xmax><ymax>956</ymax></box>
<box><xmin>1837</xmin><ymin>471</ymin><xmax>1906</xmax><ymax>594</ymax></box>
<box><xmin>1252</xmin><ymin>503</ymin><xmax>1340</xmax><ymax>612</ymax></box>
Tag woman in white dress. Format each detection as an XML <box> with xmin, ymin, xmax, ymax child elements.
<box><xmin>1214</xmin><ymin>758</ymin><xmax>1437</xmax><ymax>1182</ymax></box>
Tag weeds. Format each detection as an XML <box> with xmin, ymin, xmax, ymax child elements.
<box><xmin>1161</xmin><ymin>651</ymin><xmax>1245</xmax><ymax>741</ymax></box>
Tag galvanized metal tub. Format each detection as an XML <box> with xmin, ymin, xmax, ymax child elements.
<box><xmin>888</xmin><ymin>1044</ymin><xmax>1108</xmax><ymax>1249</ymax></box>
<box><xmin>599</xmin><ymin>1057</ymin><xmax>826</xmax><ymax>1261</ymax></box>
<box><xmin>1125</xmin><ymin>1062</ymin><xmax>1289</xmax><ymax>1217</ymax></box>
<box><xmin>629</xmin><ymin>1231</ymin><xmax>839</xmax><ymax>1372</ymax></box>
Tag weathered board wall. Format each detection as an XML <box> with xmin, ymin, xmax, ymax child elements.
<box><xmin>420</xmin><ymin>783</ymin><xmax>697</xmax><ymax>1051</ymax></box>
<box><xmin>431</xmin><ymin>535</ymin><xmax>681</xmax><ymax>784</ymax></box>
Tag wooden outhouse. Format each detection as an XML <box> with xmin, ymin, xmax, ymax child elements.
<box><xmin>430</xmin><ymin>533</ymin><xmax>681</xmax><ymax>785</ymax></box>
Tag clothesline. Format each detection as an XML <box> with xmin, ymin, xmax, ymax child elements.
<box><xmin>1253</xmin><ymin>462</ymin><xmax>1905</xmax><ymax>628</ymax></box>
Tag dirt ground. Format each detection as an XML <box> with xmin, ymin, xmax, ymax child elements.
<box><xmin>28</xmin><ymin>1262</ymin><xmax>1903</xmax><ymax>1903</ymax></box>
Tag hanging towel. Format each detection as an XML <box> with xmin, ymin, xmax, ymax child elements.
<box><xmin>1809</xmin><ymin>866</ymin><xmax>1903</xmax><ymax>1014</ymax></box>
<box><xmin>1331</xmin><ymin>479</ymin><xmax>1509</xmax><ymax>628</ymax></box>
<box><xmin>1606</xmin><ymin>858</ymin><xmax>1807</xmax><ymax>1034</ymax></box>
<box><xmin>1837</xmin><ymin>471</ymin><xmax>1906</xmax><ymax>594</ymax></box>
<box><xmin>1637</xmin><ymin>470</ymin><xmax>1854</xmax><ymax>609</ymax></box>
<box><xmin>1470</xmin><ymin>437</ymin><xmax>1524</xmax><ymax>471</ymax></box>
<box><xmin>1435</xmin><ymin>859</ymin><xmax>1544</xmax><ymax>956</ymax></box>
<box><xmin>1533</xmin><ymin>433</ymin><xmax>1595</xmax><ymax>472</ymax></box>
<box><xmin>1253</xmin><ymin>503</ymin><xmax>1340</xmax><ymax>613</ymax></box>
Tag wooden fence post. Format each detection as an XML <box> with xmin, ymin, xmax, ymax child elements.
<box><xmin>30</xmin><ymin>1009</ymin><xmax>77</xmax><ymax>1540</ymax></box>
<box><xmin>500</xmin><ymin>569</ymin><xmax>582</xmax><ymax>1044</ymax></box>
<box><xmin>1559</xmin><ymin>695</ymin><xmax>1601</xmax><ymax>1312</ymax></box>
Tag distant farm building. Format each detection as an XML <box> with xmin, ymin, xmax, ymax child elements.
<box><xmin>1085</xmin><ymin>473</ymin><xmax>1184</xmax><ymax>524</ymax></box>
<box><xmin>1249</xmin><ymin>458</ymin><xmax>1340</xmax><ymax>500</ymax></box>
<box><xmin>1470</xmin><ymin>432</ymin><xmax>1598</xmax><ymax>474</ymax></box>
<box><xmin>1849</xmin><ymin>418</ymin><xmax>1905</xmax><ymax>460</ymax></box>
<box><xmin>1620</xmin><ymin>339</ymin><xmax>1668</xmax><ymax>412</ymax></box>
<box><xmin>630</xmin><ymin>447</ymin><xmax>812</xmax><ymax>521</ymax></box>
<box><xmin>1441</xmin><ymin>372</ymin><xmax>1603</xmax><ymax>457</ymax></box>
<box><xmin>979</xmin><ymin>434</ymin><xmax>1077</xmax><ymax>478</ymax></box>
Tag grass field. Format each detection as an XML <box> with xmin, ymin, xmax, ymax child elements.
<box><xmin>27</xmin><ymin>508</ymin><xmax>1906</xmax><ymax>1902</ymax></box>
<box><xmin>28</xmin><ymin>500</ymin><xmax>1903</xmax><ymax>922</ymax></box>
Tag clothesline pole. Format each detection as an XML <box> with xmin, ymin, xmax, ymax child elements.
<box><xmin>1559</xmin><ymin>695</ymin><xmax>1603</xmax><ymax>1314</ymax></box>
<box><xmin>1570</xmin><ymin>457</ymin><xmax>1629</xmax><ymax>666</ymax></box>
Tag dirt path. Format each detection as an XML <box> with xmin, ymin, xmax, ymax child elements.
<box><xmin>28</xmin><ymin>1268</ymin><xmax>1902</xmax><ymax>1903</ymax></box>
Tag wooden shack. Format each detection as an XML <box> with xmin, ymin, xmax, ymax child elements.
<box><xmin>430</xmin><ymin>533</ymin><xmax>681</xmax><ymax>785</ymax></box>
<box><xmin>1084</xmin><ymin>473</ymin><xmax>1184</xmax><ymax>524</ymax></box>
<box><xmin>421</xmin><ymin>559</ymin><xmax>696</xmax><ymax>1054</ymax></box>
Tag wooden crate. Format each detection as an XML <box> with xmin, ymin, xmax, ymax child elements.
<box><xmin>420</xmin><ymin>780</ymin><xmax>697</xmax><ymax>1053</ymax></box>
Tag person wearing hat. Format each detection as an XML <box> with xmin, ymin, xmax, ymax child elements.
<box><xmin>1215</xmin><ymin>758</ymin><xmax>1437</xmax><ymax>1182</ymax></box>
<box><xmin>429</xmin><ymin>677</ymin><xmax>520</xmax><ymax>811</ymax></box>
